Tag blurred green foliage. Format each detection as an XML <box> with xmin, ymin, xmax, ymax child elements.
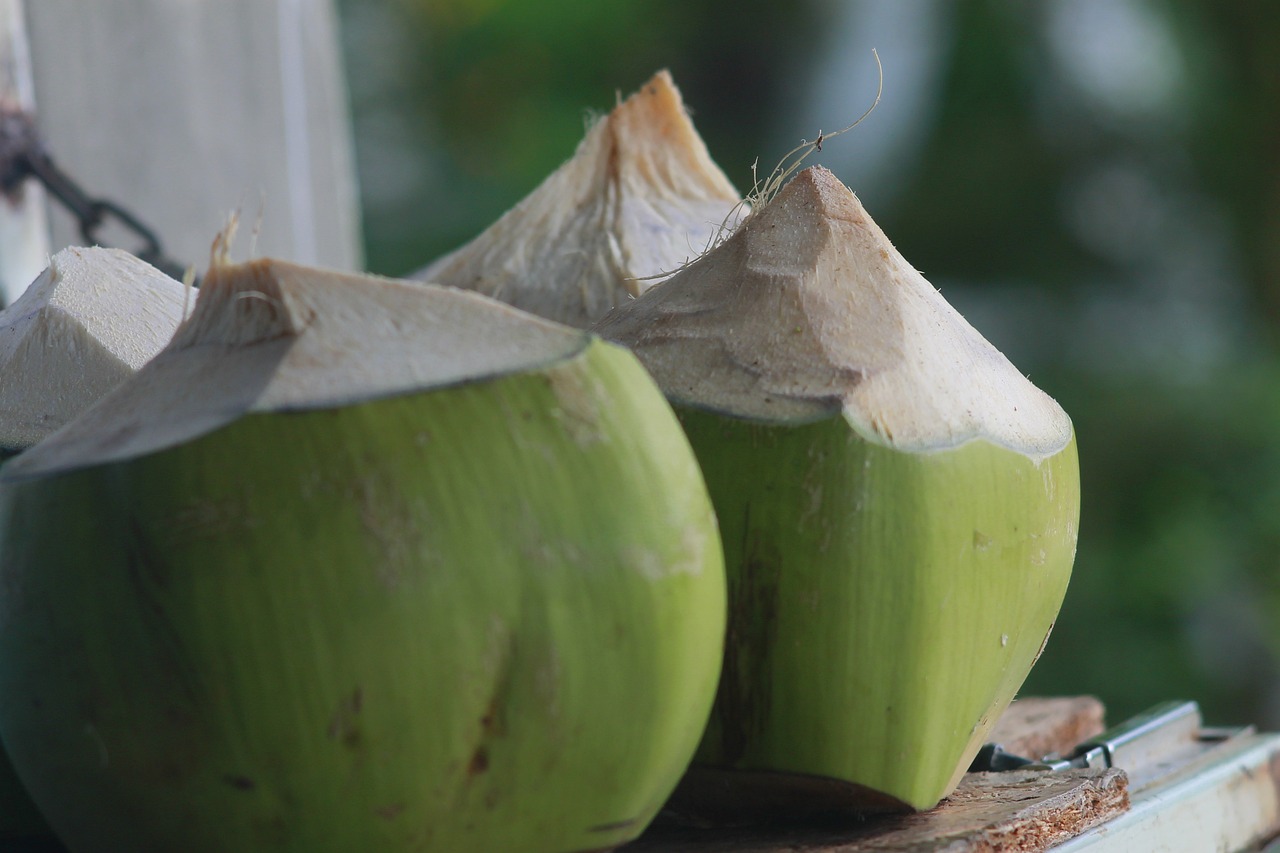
<box><xmin>1025</xmin><ymin>365</ymin><xmax>1280</xmax><ymax>724</ymax></box>
<box><xmin>342</xmin><ymin>0</ymin><xmax>822</xmax><ymax>276</ymax></box>
<box><xmin>338</xmin><ymin>0</ymin><xmax>1280</xmax><ymax>726</ymax></box>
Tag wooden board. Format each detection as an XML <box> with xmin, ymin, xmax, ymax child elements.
<box><xmin>629</xmin><ymin>697</ymin><xmax>1125</xmax><ymax>852</ymax></box>
<box><xmin>0</xmin><ymin>0</ymin><xmax>49</xmax><ymax>306</ymax></box>
<box><xmin>628</xmin><ymin>769</ymin><xmax>1128</xmax><ymax>852</ymax></box>
<box><xmin>1056</xmin><ymin>732</ymin><xmax>1280</xmax><ymax>852</ymax></box>
<box><xmin>18</xmin><ymin>0</ymin><xmax>360</xmax><ymax>275</ymax></box>
<box><xmin>986</xmin><ymin>696</ymin><xmax>1105</xmax><ymax>760</ymax></box>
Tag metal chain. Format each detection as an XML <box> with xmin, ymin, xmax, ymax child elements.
<box><xmin>0</xmin><ymin>102</ymin><xmax>195</xmax><ymax>283</ymax></box>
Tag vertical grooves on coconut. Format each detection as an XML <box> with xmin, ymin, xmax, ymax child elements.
<box><xmin>680</xmin><ymin>409</ymin><xmax>1078</xmax><ymax>808</ymax></box>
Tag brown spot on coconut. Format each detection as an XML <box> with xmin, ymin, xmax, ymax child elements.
<box><xmin>596</xmin><ymin>165</ymin><xmax>1079</xmax><ymax>814</ymax></box>
<box><xmin>413</xmin><ymin>70</ymin><xmax>743</xmax><ymax>328</ymax></box>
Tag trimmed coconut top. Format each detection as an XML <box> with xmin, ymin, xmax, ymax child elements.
<box><xmin>413</xmin><ymin>70</ymin><xmax>743</xmax><ymax>328</ymax></box>
<box><xmin>0</xmin><ymin>247</ymin><xmax>193</xmax><ymax>450</ymax></box>
<box><xmin>5</xmin><ymin>258</ymin><xmax>589</xmax><ymax>479</ymax></box>
<box><xmin>594</xmin><ymin>166</ymin><xmax>1072</xmax><ymax>457</ymax></box>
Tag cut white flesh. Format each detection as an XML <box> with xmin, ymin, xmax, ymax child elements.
<box><xmin>6</xmin><ymin>260</ymin><xmax>587</xmax><ymax>478</ymax></box>
<box><xmin>596</xmin><ymin>165</ymin><xmax>1071</xmax><ymax>457</ymax></box>
<box><xmin>0</xmin><ymin>247</ymin><xmax>192</xmax><ymax>452</ymax></box>
<box><xmin>414</xmin><ymin>70</ymin><xmax>743</xmax><ymax>328</ymax></box>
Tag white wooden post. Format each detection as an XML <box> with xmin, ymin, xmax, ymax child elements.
<box><xmin>3</xmin><ymin>0</ymin><xmax>360</xmax><ymax>306</ymax></box>
<box><xmin>0</xmin><ymin>0</ymin><xmax>49</xmax><ymax>307</ymax></box>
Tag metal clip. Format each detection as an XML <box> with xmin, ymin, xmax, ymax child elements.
<box><xmin>971</xmin><ymin>700</ymin><xmax>1203</xmax><ymax>774</ymax></box>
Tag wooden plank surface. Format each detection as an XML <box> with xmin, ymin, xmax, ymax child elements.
<box><xmin>987</xmin><ymin>696</ymin><xmax>1106</xmax><ymax>760</ymax></box>
<box><xmin>20</xmin><ymin>0</ymin><xmax>360</xmax><ymax>273</ymax></box>
<box><xmin>661</xmin><ymin>697</ymin><xmax>1110</xmax><ymax>825</ymax></box>
<box><xmin>1056</xmin><ymin>732</ymin><xmax>1280</xmax><ymax>852</ymax></box>
<box><xmin>629</xmin><ymin>697</ymin><xmax>1125</xmax><ymax>852</ymax></box>
<box><xmin>628</xmin><ymin>769</ymin><xmax>1128</xmax><ymax>852</ymax></box>
<box><xmin>0</xmin><ymin>0</ymin><xmax>49</xmax><ymax>306</ymax></box>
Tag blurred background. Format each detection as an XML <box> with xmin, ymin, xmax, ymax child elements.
<box><xmin>336</xmin><ymin>0</ymin><xmax>1280</xmax><ymax>729</ymax></box>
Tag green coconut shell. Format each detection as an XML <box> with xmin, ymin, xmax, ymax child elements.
<box><xmin>0</xmin><ymin>260</ymin><xmax>725</xmax><ymax>852</ymax></box>
<box><xmin>596</xmin><ymin>165</ymin><xmax>1080</xmax><ymax>813</ymax></box>
<box><xmin>674</xmin><ymin>409</ymin><xmax>1077</xmax><ymax>812</ymax></box>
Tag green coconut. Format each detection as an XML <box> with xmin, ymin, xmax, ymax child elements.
<box><xmin>595</xmin><ymin>165</ymin><xmax>1079</xmax><ymax>813</ymax></box>
<box><xmin>414</xmin><ymin>70</ymin><xmax>743</xmax><ymax>328</ymax></box>
<box><xmin>0</xmin><ymin>258</ymin><xmax>725</xmax><ymax>851</ymax></box>
<box><xmin>0</xmin><ymin>246</ymin><xmax>193</xmax><ymax>458</ymax></box>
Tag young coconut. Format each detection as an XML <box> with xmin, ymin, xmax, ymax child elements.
<box><xmin>0</xmin><ymin>258</ymin><xmax>726</xmax><ymax>851</ymax></box>
<box><xmin>595</xmin><ymin>165</ymin><xmax>1079</xmax><ymax>813</ymax></box>
<box><xmin>0</xmin><ymin>246</ymin><xmax>193</xmax><ymax>457</ymax></box>
<box><xmin>413</xmin><ymin>70</ymin><xmax>743</xmax><ymax>327</ymax></box>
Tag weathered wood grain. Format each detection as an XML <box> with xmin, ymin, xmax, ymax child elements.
<box><xmin>629</xmin><ymin>769</ymin><xmax>1128</xmax><ymax>852</ymax></box>
<box><xmin>20</xmin><ymin>0</ymin><xmax>360</xmax><ymax>274</ymax></box>
<box><xmin>989</xmin><ymin>696</ymin><xmax>1106</xmax><ymax>761</ymax></box>
<box><xmin>0</xmin><ymin>0</ymin><xmax>49</xmax><ymax>306</ymax></box>
<box><xmin>630</xmin><ymin>697</ymin><xmax>1124</xmax><ymax>852</ymax></box>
